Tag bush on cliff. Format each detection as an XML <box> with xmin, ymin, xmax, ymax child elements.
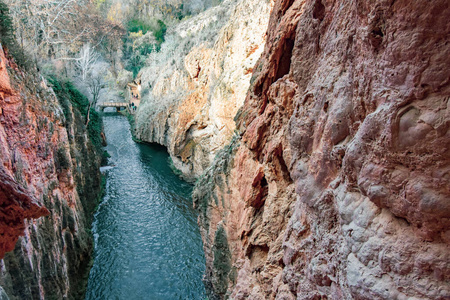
<box><xmin>123</xmin><ymin>18</ymin><xmax>167</xmax><ymax>77</ymax></box>
<box><xmin>47</xmin><ymin>76</ymin><xmax>104</xmax><ymax>150</ymax></box>
<box><xmin>0</xmin><ymin>1</ymin><xmax>30</xmax><ymax>69</ymax></box>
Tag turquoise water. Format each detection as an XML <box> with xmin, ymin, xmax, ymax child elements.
<box><xmin>85</xmin><ymin>114</ymin><xmax>206</xmax><ymax>300</ymax></box>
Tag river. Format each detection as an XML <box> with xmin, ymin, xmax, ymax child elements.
<box><xmin>85</xmin><ymin>114</ymin><xmax>206</xmax><ymax>300</ymax></box>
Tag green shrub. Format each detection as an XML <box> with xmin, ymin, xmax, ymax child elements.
<box><xmin>126</xmin><ymin>54</ymin><xmax>142</xmax><ymax>77</ymax></box>
<box><xmin>47</xmin><ymin>75</ymin><xmax>103</xmax><ymax>151</ymax></box>
<box><xmin>139</xmin><ymin>43</ymin><xmax>154</xmax><ymax>56</ymax></box>
<box><xmin>154</xmin><ymin>20</ymin><xmax>167</xmax><ymax>44</ymax></box>
<box><xmin>101</xmin><ymin>150</ymin><xmax>110</xmax><ymax>166</ymax></box>
<box><xmin>213</xmin><ymin>225</ymin><xmax>231</xmax><ymax>294</ymax></box>
<box><xmin>0</xmin><ymin>2</ymin><xmax>15</xmax><ymax>47</ymax></box>
<box><xmin>55</xmin><ymin>146</ymin><xmax>71</xmax><ymax>172</ymax></box>
<box><xmin>66</xmin><ymin>81</ymin><xmax>90</xmax><ymax>109</ymax></box>
<box><xmin>87</xmin><ymin>107</ymin><xmax>103</xmax><ymax>150</ymax></box>
<box><xmin>123</xmin><ymin>18</ymin><xmax>166</xmax><ymax>76</ymax></box>
<box><xmin>0</xmin><ymin>1</ymin><xmax>31</xmax><ymax>69</ymax></box>
<box><xmin>47</xmin><ymin>76</ymin><xmax>73</xmax><ymax>124</ymax></box>
<box><xmin>127</xmin><ymin>19</ymin><xmax>153</xmax><ymax>34</ymax></box>
<box><xmin>127</xmin><ymin>19</ymin><xmax>166</xmax><ymax>44</ymax></box>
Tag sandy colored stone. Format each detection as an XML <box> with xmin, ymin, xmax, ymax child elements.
<box><xmin>194</xmin><ymin>0</ymin><xmax>450</xmax><ymax>299</ymax></box>
<box><xmin>134</xmin><ymin>0</ymin><xmax>273</xmax><ymax>181</ymax></box>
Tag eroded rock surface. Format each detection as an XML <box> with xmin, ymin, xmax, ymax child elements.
<box><xmin>0</xmin><ymin>167</ymin><xmax>49</xmax><ymax>259</ymax></box>
<box><xmin>134</xmin><ymin>0</ymin><xmax>273</xmax><ymax>181</ymax></box>
<box><xmin>194</xmin><ymin>0</ymin><xmax>450</xmax><ymax>299</ymax></box>
<box><xmin>0</xmin><ymin>48</ymin><xmax>102</xmax><ymax>299</ymax></box>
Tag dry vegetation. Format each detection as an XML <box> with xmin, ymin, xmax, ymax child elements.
<box><xmin>2</xmin><ymin>0</ymin><xmax>224</xmax><ymax>110</ymax></box>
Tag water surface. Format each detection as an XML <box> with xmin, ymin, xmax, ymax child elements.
<box><xmin>85</xmin><ymin>114</ymin><xmax>206</xmax><ymax>300</ymax></box>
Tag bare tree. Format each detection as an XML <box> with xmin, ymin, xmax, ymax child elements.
<box><xmin>75</xmin><ymin>43</ymin><xmax>100</xmax><ymax>81</ymax></box>
<box><xmin>85</xmin><ymin>72</ymin><xmax>106</xmax><ymax>126</ymax></box>
<box><xmin>5</xmin><ymin>0</ymin><xmax>85</xmax><ymax>56</ymax></box>
<box><xmin>4</xmin><ymin>0</ymin><xmax>125</xmax><ymax>62</ymax></box>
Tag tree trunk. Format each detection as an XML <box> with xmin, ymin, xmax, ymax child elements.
<box><xmin>85</xmin><ymin>102</ymin><xmax>92</xmax><ymax>126</ymax></box>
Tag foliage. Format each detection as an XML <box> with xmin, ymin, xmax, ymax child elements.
<box><xmin>86</xmin><ymin>107</ymin><xmax>103</xmax><ymax>150</ymax></box>
<box><xmin>0</xmin><ymin>2</ymin><xmax>14</xmax><ymax>48</ymax></box>
<box><xmin>126</xmin><ymin>18</ymin><xmax>166</xmax><ymax>43</ymax></box>
<box><xmin>126</xmin><ymin>54</ymin><xmax>141</xmax><ymax>77</ymax></box>
<box><xmin>0</xmin><ymin>1</ymin><xmax>30</xmax><ymax>69</ymax></box>
<box><xmin>122</xmin><ymin>18</ymin><xmax>166</xmax><ymax>77</ymax></box>
<box><xmin>66</xmin><ymin>81</ymin><xmax>90</xmax><ymax>109</ymax></box>
<box><xmin>127</xmin><ymin>18</ymin><xmax>153</xmax><ymax>34</ymax></box>
<box><xmin>101</xmin><ymin>150</ymin><xmax>111</xmax><ymax>166</ymax></box>
<box><xmin>212</xmin><ymin>225</ymin><xmax>231</xmax><ymax>294</ymax></box>
<box><xmin>139</xmin><ymin>43</ymin><xmax>154</xmax><ymax>56</ymax></box>
<box><xmin>46</xmin><ymin>76</ymin><xmax>73</xmax><ymax>124</ymax></box>
<box><xmin>154</xmin><ymin>20</ymin><xmax>167</xmax><ymax>44</ymax></box>
<box><xmin>55</xmin><ymin>146</ymin><xmax>71</xmax><ymax>172</ymax></box>
<box><xmin>47</xmin><ymin>75</ymin><xmax>104</xmax><ymax>150</ymax></box>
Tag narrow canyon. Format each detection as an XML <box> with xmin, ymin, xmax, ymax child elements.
<box><xmin>0</xmin><ymin>47</ymin><xmax>103</xmax><ymax>298</ymax></box>
<box><xmin>0</xmin><ymin>0</ymin><xmax>449</xmax><ymax>299</ymax></box>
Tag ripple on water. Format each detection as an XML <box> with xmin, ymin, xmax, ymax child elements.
<box><xmin>85</xmin><ymin>115</ymin><xmax>206</xmax><ymax>300</ymax></box>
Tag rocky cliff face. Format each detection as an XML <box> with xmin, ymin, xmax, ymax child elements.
<box><xmin>134</xmin><ymin>0</ymin><xmax>273</xmax><ymax>181</ymax></box>
<box><xmin>0</xmin><ymin>48</ymin><xmax>103</xmax><ymax>299</ymax></box>
<box><xmin>193</xmin><ymin>0</ymin><xmax>450</xmax><ymax>299</ymax></box>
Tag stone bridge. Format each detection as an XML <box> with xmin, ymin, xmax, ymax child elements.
<box><xmin>98</xmin><ymin>102</ymin><xmax>128</xmax><ymax>112</ymax></box>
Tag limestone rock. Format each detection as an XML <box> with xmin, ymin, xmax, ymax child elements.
<box><xmin>195</xmin><ymin>0</ymin><xmax>450</xmax><ymax>299</ymax></box>
<box><xmin>134</xmin><ymin>0</ymin><xmax>273</xmax><ymax>181</ymax></box>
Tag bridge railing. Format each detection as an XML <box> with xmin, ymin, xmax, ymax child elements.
<box><xmin>98</xmin><ymin>102</ymin><xmax>129</xmax><ymax>112</ymax></box>
<box><xmin>98</xmin><ymin>102</ymin><xmax>129</xmax><ymax>107</ymax></box>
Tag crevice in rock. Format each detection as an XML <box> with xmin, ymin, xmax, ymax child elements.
<box><xmin>323</xmin><ymin>101</ymin><xmax>329</xmax><ymax>113</ymax></box>
<box><xmin>247</xmin><ymin>244</ymin><xmax>270</xmax><ymax>271</ymax></box>
<box><xmin>280</xmin><ymin>0</ymin><xmax>296</xmax><ymax>16</ymax></box>
<box><xmin>312</xmin><ymin>0</ymin><xmax>325</xmax><ymax>21</ymax></box>
<box><xmin>272</xmin><ymin>144</ymin><xmax>293</xmax><ymax>183</ymax></box>
<box><xmin>369</xmin><ymin>11</ymin><xmax>385</xmax><ymax>51</ymax></box>
<box><xmin>278</xmin><ymin>153</ymin><xmax>293</xmax><ymax>183</ymax></box>
<box><xmin>275</xmin><ymin>37</ymin><xmax>295</xmax><ymax>82</ymax></box>
<box><xmin>250</xmin><ymin>175</ymin><xmax>268</xmax><ymax>209</ymax></box>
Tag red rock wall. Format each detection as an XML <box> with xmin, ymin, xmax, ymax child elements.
<box><xmin>0</xmin><ymin>49</ymin><xmax>50</xmax><ymax>260</ymax></box>
<box><xmin>195</xmin><ymin>0</ymin><xmax>450</xmax><ymax>299</ymax></box>
<box><xmin>0</xmin><ymin>48</ymin><xmax>102</xmax><ymax>299</ymax></box>
<box><xmin>0</xmin><ymin>169</ymin><xmax>49</xmax><ymax>259</ymax></box>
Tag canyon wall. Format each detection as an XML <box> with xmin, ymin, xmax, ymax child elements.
<box><xmin>0</xmin><ymin>48</ymin><xmax>103</xmax><ymax>299</ymax></box>
<box><xmin>192</xmin><ymin>0</ymin><xmax>450</xmax><ymax>299</ymax></box>
<box><xmin>134</xmin><ymin>0</ymin><xmax>273</xmax><ymax>181</ymax></box>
